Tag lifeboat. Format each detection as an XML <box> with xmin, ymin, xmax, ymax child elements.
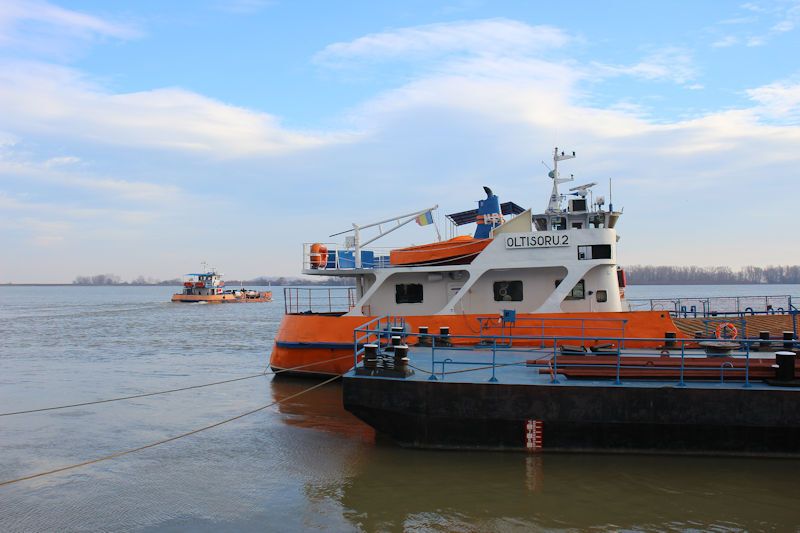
<box><xmin>195</xmin><ymin>282</ymin><xmax>205</xmax><ymax>288</ymax></box>
<box><xmin>183</xmin><ymin>282</ymin><xmax>193</xmax><ymax>288</ymax></box>
<box><xmin>390</xmin><ymin>236</ymin><xmax>491</xmax><ymax>266</ymax></box>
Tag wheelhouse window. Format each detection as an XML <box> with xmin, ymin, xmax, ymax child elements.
<box><xmin>493</xmin><ymin>281</ymin><xmax>523</xmax><ymax>302</ymax></box>
<box><xmin>596</xmin><ymin>289</ymin><xmax>608</xmax><ymax>303</ymax></box>
<box><xmin>555</xmin><ymin>279</ymin><xmax>585</xmax><ymax>300</ymax></box>
<box><xmin>578</xmin><ymin>244</ymin><xmax>612</xmax><ymax>260</ymax></box>
<box><xmin>551</xmin><ymin>217</ymin><xmax>567</xmax><ymax>230</ymax></box>
<box><xmin>395</xmin><ymin>283</ymin><xmax>423</xmax><ymax>304</ymax></box>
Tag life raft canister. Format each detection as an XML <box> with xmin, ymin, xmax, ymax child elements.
<box><xmin>310</xmin><ymin>243</ymin><xmax>328</xmax><ymax>269</ymax></box>
<box><xmin>195</xmin><ymin>282</ymin><xmax>205</xmax><ymax>288</ymax></box>
<box><xmin>183</xmin><ymin>282</ymin><xmax>193</xmax><ymax>288</ymax></box>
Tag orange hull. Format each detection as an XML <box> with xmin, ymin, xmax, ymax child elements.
<box><xmin>171</xmin><ymin>292</ymin><xmax>272</xmax><ymax>303</ymax></box>
<box><xmin>389</xmin><ymin>236</ymin><xmax>491</xmax><ymax>266</ymax></box>
<box><xmin>271</xmin><ymin>310</ymin><xmax>681</xmax><ymax>376</ymax></box>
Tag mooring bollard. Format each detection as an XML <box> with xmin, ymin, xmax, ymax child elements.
<box><xmin>694</xmin><ymin>330</ymin><xmax>704</xmax><ymax>340</ymax></box>
<box><xmin>774</xmin><ymin>351</ymin><xmax>796</xmax><ymax>381</ymax></box>
<box><xmin>417</xmin><ymin>326</ymin><xmax>430</xmax><ymax>347</ymax></box>
<box><xmin>439</xmin><ymin>326</ymin><xmax>452</xmax><ymax>347</ymax></box>
<box><xmin>759</xmin><ymin>331</ymin><xmax>770</xmax><ymax>351</ymax></box>
<box><xmin>364</xmin><ymin>343</ymin><xmax>378</xmax><ymax>369</ymax></box>
<box><xmin>783</xmin><ymin>331</ymin><xmax>795</xmax><ymax>350</ymax></box>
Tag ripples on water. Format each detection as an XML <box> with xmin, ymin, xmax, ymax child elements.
<box><xmin>1</xmin><ymin>285</ymin><xmax>800</xmax><ymax>532</ymax></box>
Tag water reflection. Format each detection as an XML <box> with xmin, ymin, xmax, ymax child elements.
<box><xmin>270</xmin><ymin>377</ymin><xmax>374</xmax><ymax>443</ymax></box>
<box><xmin>335</xmin><ymin>449</ymin><xmax>800</xmax><ymax>531</ymax></box>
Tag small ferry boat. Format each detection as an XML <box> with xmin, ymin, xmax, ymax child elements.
<box><xmin>171</xmin><ymin>268</ymin><xmax>272</xmax><ymax>303</ymax></box>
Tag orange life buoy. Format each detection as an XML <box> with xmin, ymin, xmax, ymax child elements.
<box><xmin>310</xmin><ymin>243</ymin><xmax>328</xmax><ymax>269</ymax></box>
<box><xmin>715</xmin><ymin>322</ymin><xmax>738</xmax><ymax>339</ymax></box>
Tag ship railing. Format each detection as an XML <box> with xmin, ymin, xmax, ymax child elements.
<box><xmin>353</xmin><ymin>315</ymin><xmax>407</xmax><ymax>368</ymax></box>
<box><xmin>351</xmin><ymin>323</ymin><xmax>799</xmax><ymax>388</ymax></box>
<box><xmin>475</xmin><ymin>315</ymin><xmax>627</xmax><ymax>348</ymax></box>
<box><xmin>283</xmin><ymin>286</ymin><xmax>356</xmax><ymax>315</ymax></box>
<box><xmin>302</xmin><ymin>243</ymin><xmax>395</xmax><ymax>271</ymax></box>
<box><xmin>627</xmin><ymin>295</ymin><xmax>796</xmax><ymax>318</ymax></box>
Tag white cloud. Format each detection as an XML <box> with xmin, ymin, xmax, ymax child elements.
<box><xmin>746</xmin><ymin>78</ymin><xmax>800</xmax><ymax>122</ymax></box>
<box><xmin>0</xmin><ymin>61</ymin><xmax>350</xmax><ymax>157</ymax></box>
<box><xmin>593</xmin><ymin>47</ymin><xmax>697</xmax><ymax>86</ymax></box>
<box><xmin>0</xmin><ymin>0</ymin><xmax>138</xmax><ymax>51</ymax></box>
<box><xmin>711</xmin><ymin>35</ymin><xmax>739</xmax><ymax>47</ymax></box>
<box><xmin>315</xmin><ymin>19</ymin><xmax>570</xmax><ymax>66</ymax></box>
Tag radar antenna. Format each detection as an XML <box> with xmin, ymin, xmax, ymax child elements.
<box><xmin>547</xmin><ymin>147</ymin><xmax>575</xmax><ymax>213</ymax></box>
<box><xmin>568</xmin><ymin>182</ymin><xmax>597</xmax><ymax>198</ymax></box>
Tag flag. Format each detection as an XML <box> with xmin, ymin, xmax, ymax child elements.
<box><xmin>416</xmin><ymin>211</ymin><xmax>434</xmax><ymax>226</ymax></box>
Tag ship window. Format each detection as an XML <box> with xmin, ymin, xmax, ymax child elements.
<box><xmin>395</xmin><ymin>283</ymin><xmax>423</xmax><ymax>304</ymax></box>
<box><xmin>555</xmin><ymin>279</ymin><xmax>585</xmax><ymax>300</ymax></box>
<box><xmin>578</xmin><ymin>244</ymin><xmax>612</xmax><ymax>260</ymax></box>
<box><xmin>534</xmin><ymin>217</ymin><xmax>548</xmax><ymax>231</ymax></box>
<box><xmin>551</xmin><ymin>217</ymin><xmax>566</xmax><ymax>230</ymax></box>
<box><xmin>596</xmin><ymin>290</ymin><xmax>608</xmax><ymax>303</ymax></box>
<box><xmin>493</xmin><ymin>281</ymin><xmax>523</xmax><ymax>302</ymax></box>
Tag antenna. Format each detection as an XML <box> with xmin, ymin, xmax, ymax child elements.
<box><xmin>568</xmin><ymin>182</ymin><xmax>597</xmax><ymax>198</ymax></box>
<box><xmin>547</xmin><ymin>147</ymin><xmax>576</xmax><ymax>213</ymax></box>
<box><xmin>609</xmin><ymin>177</ymin><xmax>613</xmax><ymax>212</ymax></box>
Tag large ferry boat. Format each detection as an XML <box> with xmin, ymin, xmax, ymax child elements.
<box><xmin>272</xmin><ymin>148</ymin><xmax>685</xmax><ymax>375</ymax></box>
<box><xmin>171</xmin><ymin>267</ymin><xmax>272</xmax><ymax>303</ymax></box>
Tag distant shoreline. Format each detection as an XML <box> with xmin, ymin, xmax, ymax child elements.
<box><xmin>3</xmin><ymin>282</ymin><xmax>800</xmax><ymax>287</ymax></box>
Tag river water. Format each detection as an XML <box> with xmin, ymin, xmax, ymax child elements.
<box><xmin>1</xmin><ymin>285</ymin><xmax>799</xmax><ymax>532</ymax></box>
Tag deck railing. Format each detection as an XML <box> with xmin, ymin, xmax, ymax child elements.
<box><xmin>352</xmin><ymin>318</ymin><xmax>799</xmax><ymax>388</ymax></box>
<box><xmin>627</xmin><ymin>295</ymin><xmax>797</xmax><ymax>317</ymax></box>
<box><xmin>475</xmin><ymin>315</ymin><xmax>628</xmax><ymax>348</ymax></box>
<box><xmin>283</xmin><ymin>287</ymin><xmax>356</xmax><ymax>314</ymax></box>
<box><xmin>302</xmin><ymin>243</ymin><xmax>394</xmax><ymax>271</ymax></box>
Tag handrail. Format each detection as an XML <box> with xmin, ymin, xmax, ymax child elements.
<box><xmin>283</xmin><ymin>286</ymin><xmax>356</xmax><ymax>314</ymax></box>
<box><xmin>627</xmin><ymin>295</ymin><xmax>798</xmax><ymax>318</ymax></box>
<box><xmin>351</xmin><ymin>323</ymin><xmax>798</xmax><ymax>389</ymax></box>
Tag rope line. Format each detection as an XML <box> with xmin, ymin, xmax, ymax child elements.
<box><xmin>0</xmin><ymin>354</ymin><xmax>354</xmax><ymax>417</ymax></box>
<box><xmin>0</xmin><ymin>373</ymin><xmax>342</xmax><ymax>488</ymax></box>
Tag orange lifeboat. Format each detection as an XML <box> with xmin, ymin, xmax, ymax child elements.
<box><xmin>310</xmin><ymin>243</ymin><xmax>328</xmax><ymax>269</ymax></box>
<box><xmin>195</xmin><ymin>282</ymin><xmax>205</xmax><ymax>288</ymax></box>
<box><xmin>390</xmin><ymin>236</ymin><xmax>491</xmax><ymax>266</ymax></box>
<box><xmin>183</xmin><ymin>282</ymin><xmax>193</xmax><ymax>288</ymax></box>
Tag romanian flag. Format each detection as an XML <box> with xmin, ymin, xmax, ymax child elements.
<box><xmin>416</xmin><ymin>211</ymin><xmax>434</xmax><ymax>226</ymax></box>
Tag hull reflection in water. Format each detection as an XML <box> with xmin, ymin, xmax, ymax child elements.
<box><xmin>270</xmin><ymin>377</ymin><xmax>374</xmax><ymax>443</ymax></box>
<box><xmin>331</xmin><ymin>451</ymin><xmax>800</xmax><ymax>531</ymax></box>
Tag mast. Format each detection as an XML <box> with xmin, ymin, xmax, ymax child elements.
<box><xmin>546</xmin><ymin>147</ymin><xmax>575</xmax><ymax>213</ymax></box>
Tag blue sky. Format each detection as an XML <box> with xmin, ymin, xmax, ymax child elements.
<box><xmin>1</xmin><ymin>0</ymin><xmax>800</xmax><ymax>282</ymax></box>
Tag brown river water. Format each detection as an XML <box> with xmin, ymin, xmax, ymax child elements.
<box><xmin>1</xmin><ymin>285</ymin><xmax>799</xmax><ymax>532</ymax></box>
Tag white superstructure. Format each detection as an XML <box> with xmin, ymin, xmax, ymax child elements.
<box><xmin>303</xmin><ymin>148</ymin><xmax>626</xmax><ymax>316</ymax></box>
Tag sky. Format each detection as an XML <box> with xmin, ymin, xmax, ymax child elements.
<box><xmin>1</xmin><ymin>0</ymin><xmax>800</xmax><ymax>283</ymax></box>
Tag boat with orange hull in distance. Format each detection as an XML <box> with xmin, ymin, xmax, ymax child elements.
<box><xmin>271</xmin><ymin>147</ymin><xmax>797</xmax><ymax>377</ymax></box>
<box><xmin>171</xmin><ymin>268</ymin><xmax>272</xmax><ymax>303</ymax></box>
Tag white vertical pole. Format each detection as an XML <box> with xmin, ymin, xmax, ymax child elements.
<box><xmin>353</xmin><ymin>223</ymin><xmax>361</xmax><ymax>268</ymax></box>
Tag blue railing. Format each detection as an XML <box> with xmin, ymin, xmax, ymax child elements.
<box><xmin>352</xmin><ymin>315</ymin><xmax>406</xmax><ymax>368</ymax></box>
<box><xmin>627</xmin><ymin>295</ymin><xmax>797</xmax><ymax>318</ymax></box>
<box><xmin>475</xmin><ymin>315</ymin><xmax>628</xmax><ymax>348</ymax></box>
<box><xmin>351</xmin><ymin>321</ymin><xmax>799</xmax><ymax>388</ymax></box>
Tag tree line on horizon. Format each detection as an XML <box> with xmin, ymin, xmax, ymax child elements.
<box><xmin>625</xmin><ymin>265</ymin><xmax>800</xmax><ymax>285</ymax></box>
<box><xmin>68</xmin><ymin>266</ymin><xmax>800</xmax><ymax>286</ymax></box>
<box><xmin>70</xmin><ymin>274</ymin><xmax>355</xmax><ymax>286</ymax></box>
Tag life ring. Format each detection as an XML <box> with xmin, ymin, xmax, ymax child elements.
<box><xmin>715</xmin><ymin>322</ymin><xmax>738</xmax><ymax>339</ymax></box>
<box><xmin>309</xmin><ymin>243</ymin><xmax>328</xmax><ymax>269</ymax></box>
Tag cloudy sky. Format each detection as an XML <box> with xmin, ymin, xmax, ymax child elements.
<box><xmin>1</xmin><ymin>0</ymin><xmax>799</xmax><ymax>282</ymax></box>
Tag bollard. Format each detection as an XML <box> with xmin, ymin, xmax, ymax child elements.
<box><xmin>386</xmin><ymin>335</ymin><xmax>402</xmax><ymax>352</ymax></box>
<box><xmin>439</xmin><ymin>326</ymin><xmax>452</xmax><ymax>347</ymax></box>
<box><xmin>783</xmin><ymin>331</ymin><xmax>795</xmax><ymax>350</ymax></box>
<box><xmin>364</xmin><ymin>344</ymin><xmax>379</xmax><ymax>369</ymax></box>
<box><xmin>417</xmin><ymin>326</ymin><xmax>431</xmax><ymax>347</ymax></box>
<box><xmin>665</xmin><ymin>331</ymin><xmax>676</xmax><ymax>349</ymax></box>
<box><xmin>694</xmin><ymin>330</ymin><xmax>704</xmax><ymax>339</ymax></box>
<box><xmin>759</xmin><ymin>331</ymin><xmax>770</xmax><ymax>351</ymax></box>
<box><xmin>394</xmin><ymin>344</ymin><xmax>408</xmax><ymax>364</ymax></box>
<box><xmin>774</xmin><ymin>351</ymin><xmax>796</xmax><ymax>381</ymax></box>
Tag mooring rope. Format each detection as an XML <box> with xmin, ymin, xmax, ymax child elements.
<box><xmin>0</xmin><ymin>373</ymin><xmax>343</xmax><ymax>488</ymax></box>
<box><xmin>0</xmin><ymin>354</ymin><xmax>354</xmax><ymax>417</ymax></box>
